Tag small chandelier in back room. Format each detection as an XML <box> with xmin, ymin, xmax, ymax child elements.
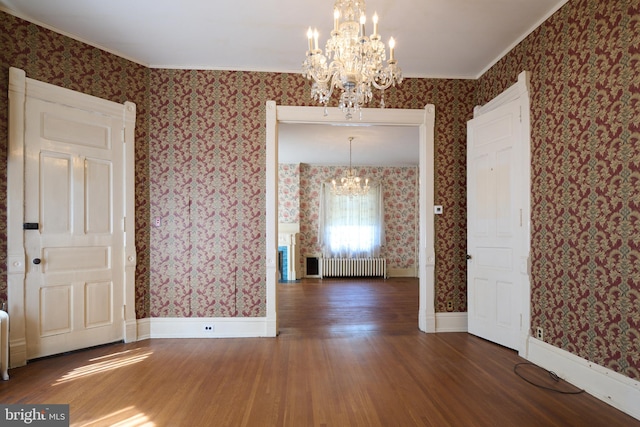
<box><xmin>332</xmin><ymin>137</ymin><xmax>370</xmax><ymax>196</ymax></box>
<box><xmin>302</xmin><ymin>0</ymin><xmax>403</xmax><ymax>120</ymax></box>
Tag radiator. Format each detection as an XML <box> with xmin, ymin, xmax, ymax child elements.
<box><xmin>321</xmin><ymin>258</ymin><xmax>386</xmax><ymax>278</ymax></box>
<box><xmin>0</xmin><ymin>309</ymin><xmax>8</xmax><ymax>380</ymax></box>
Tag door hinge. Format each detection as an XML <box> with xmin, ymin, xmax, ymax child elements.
<box><xmin>121</xmin><ymin>128</ymin><xmax>126</xmax><ymax>143</ymax></box>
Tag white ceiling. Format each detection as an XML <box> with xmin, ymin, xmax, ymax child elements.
<box><xmin>1</xmin><ymin>0</ymin><xmax>567</xmax><ymax>165</ymax></box>
<box><xmin>278</xmin><ymin>123</ymin><xmax>420</xmax><ymax>166</ymax></box>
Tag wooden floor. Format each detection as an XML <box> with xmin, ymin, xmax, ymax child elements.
<box><xmin>1</xmin><ymin>278</ymin><xmax>637</xmax><ymax>426</ymax></box>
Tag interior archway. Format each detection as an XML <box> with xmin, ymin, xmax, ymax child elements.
<box><xmin>265</xmin><ymin>103</ymin><xmax>436</xmax><ymax>335</ymax></box>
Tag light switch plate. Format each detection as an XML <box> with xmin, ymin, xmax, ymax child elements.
<box><xmin>434</xmin><ymin>205</ymin><xmax>443</xmax><ymax>214</ymax></box>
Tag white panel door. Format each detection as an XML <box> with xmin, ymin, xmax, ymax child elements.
<box><xmin>467</xmin><ymin>99</ymin><xmax>523</xmax><ymax>350</ymax></box>
<box><xmin>24</xmin><ymin>97</ymin><xmax>125</xmax><ymax>359</ymax></box>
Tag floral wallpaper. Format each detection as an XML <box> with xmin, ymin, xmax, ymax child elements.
<box><xmin>147</xmin><ymin>69</ymin><xmax>274</xmax><ymax>317</ymax></box>
<box><xmin>477</xmin><ymin>0</ymin><xmax>640</xmax><ymax>379</ymax></box>
<box><xmin>296</xmin><ymin>164</ymin><xmax>418</xmax><ymax>274</ymax></box>
<box><xmin>278</xmin><ymin>164</ymin><xmax>300</xmax><ymax>224</ymax></box>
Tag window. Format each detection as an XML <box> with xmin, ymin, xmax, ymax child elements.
<box><xmin>319</xmin><ymin>183</ymin><xmax>384</xmax><ymax>258</ymax></box>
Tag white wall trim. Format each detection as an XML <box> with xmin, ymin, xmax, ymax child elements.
<box><xmin>7</xmin><ymin>67</ymin><xmax>27</xmax><ymax>368</ymax></box>
<box><xmin>474</xmin><ymin>71</ymin><xmax>531</xmax><ymax>118</ymax></box>
<box><xmin>435</xmin><ymin>312</ymin><xmax>468</xmax><ymax>333</ymax></box>
<box><xmin>527</xmin><ymin>337</ymin><xmax>640</xmax><ymax>421</ymax></box>
<box><xmin>147</xmin><ymin>317</ymin><xmax>274</xmax><ymax>339</ymax></box>
<box><xmin>136</xmin><ymin>319</ymin><xmax>151</xmax><ymax>341</ymax></box>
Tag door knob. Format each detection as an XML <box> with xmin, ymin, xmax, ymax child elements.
<box><xmin>33</xmin><ymin>258</ymin><xmax>41</xmax><ymax>265</ymax></box>
<box><xmin>466</xmin><ymin>254</ymin><xmax>472</xmax><ymax>260</ymax></box>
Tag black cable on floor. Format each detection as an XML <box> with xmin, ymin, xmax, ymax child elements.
<box><xmin>514</xmin><ymin>362</ymin><xmax>585</xmax><ymax>394</ymax></box>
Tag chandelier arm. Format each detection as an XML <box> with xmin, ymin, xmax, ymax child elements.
<box><xmin>371</xmin><ymin>76</ymin><xmax>395</xmax><ymax>91</ymax></box>
<box><xmin>305</xmin><ymin>67</ymin><xmax>330</xmax><ymax>85</ymax></box>
<box><xmin>303</xmin><ymin>57</ymin><xmax>344</xmax><ymax>84</ymax></box>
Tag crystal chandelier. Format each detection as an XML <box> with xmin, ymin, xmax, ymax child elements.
<box><xmin>302</xmin><ymin>0</ymin><xmax>403</xmax><ymax>120</ymax></box>
<box><xmin>332</xmin><ymin>137</ymin><xmax>370</xmax><ymax>196</ymax></box>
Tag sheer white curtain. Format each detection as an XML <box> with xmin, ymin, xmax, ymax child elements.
<box><xmin>318</xmin><ymin>182</ymin><xmax>385</xmax><ymax>258</ymax></box>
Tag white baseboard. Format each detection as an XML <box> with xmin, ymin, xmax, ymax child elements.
<box><xmin>435</xmin><ymin>312</ymin><xmax>468</xmax><ymax>332</ymax></box>
<box><xmin>387</xmin><ymin>268</ymin><xmax>417</xmax><ymax>278</ymax></box>
<box><xmin>136</xmin><ymin>318</ymin><xmax>151</xmax><ymax>341</ymax></box>
<box><xmin>124</xmin><ymin>319</ymin><xmax>138</xmax><ymax>343</ymax></box>
<box><xmin>143</xmin><ymin>317</ymin><xmax>276</xmax><ymax>339</ymax></box>
<box><xmin>527</xmin><ymin>337</ymin><xmax>640</xmax><ymax>421</ymax></box>
<box><xmin>9</xmin><ymin>338</ymin><xmax>26</xmax><ymax>368</ymax></box>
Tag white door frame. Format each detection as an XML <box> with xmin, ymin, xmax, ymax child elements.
<box><xmin>470</xmin><ymin>70</ymin><xmax>532</xmax><ymax>357</ymax></box>
<box><xmin>265</xmin><ymin>102</ymin><xmax>436</xmax><ymax>335</ymax></box>
<box><xmin>6</xmin><ymin>67</ymin><xmax>137</xmax><ymax>367</ymax></box>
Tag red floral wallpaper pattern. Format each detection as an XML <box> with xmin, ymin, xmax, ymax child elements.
<box><xmin>477</xmin><ymin>0</ymin><xmax>640</xmax><ymax>379</ymax></box>
<box><xmin>295</xmin><ymin>164</ymin><xmax>419</xmax><ymax>273</ymax></box>
<box><xmin>148</xmin><ymin>69</ymin><xmax>273</xmax><ymax>317</ymax></box>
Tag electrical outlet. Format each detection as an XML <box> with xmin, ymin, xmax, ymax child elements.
<box><xmin>446</xmin><ymin>300</ymin><xmax>453</xmax><ymax>311</ymax></box>
<box><xmin>154</xmin><ymin>217</ymin><xmax>161</xmax><ymax>227</ymax></box>
<box><xmin>204</xmin><ymin>325</ymin><xmax>214</xmax><ymax>332</ymax></box>
<box><xmin>536</xmin><ymin>327</ymin><xmax>544</xmax><ymax>340</ymax></box>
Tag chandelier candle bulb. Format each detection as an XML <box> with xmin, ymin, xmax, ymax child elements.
<box><xmin>307</xmin><ymin>27</ymin><xmax>313</xmax><ymax>52</ymax></box>
<box><xmin>372</xmin><ymin>13</ymin><xmax>378</xmax><ymax>36</ymax></box>
<box><xmin>313</xmin><ymin>29</ymin><xmax>319</xmax><ymax>51</ymax></box>
<box><xmin>334</xmin><ymin>9</ymin><xmax>339</xmax><ymax>32</ymax></box>
<box><xmin>389</xmin><ymin>37</ymin><xmax>395</xmax><ymax>61</ymax></box>
<box><xmin>360</xmin><ymin>14</ymin><xmax>366</xmax><ymax>37</ymax></box>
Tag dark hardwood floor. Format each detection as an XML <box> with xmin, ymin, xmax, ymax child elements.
<box><xmin>0</xmin><ymin>278</ymin><xmax>637</xmax><ymax>426</ymax></box>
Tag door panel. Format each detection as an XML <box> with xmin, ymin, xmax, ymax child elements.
<box><xmin>85</xmin><ymin>281</ymin><xmax>113</xmax><ymax>328</ymax></box>
<box><xmin>85</xmin><ymin>159</ymin><xmax>113</xmax><ymax>234</ymax></box>
<box><xmin>467</xmin><ymin>100</ymin><xmax>522</xmax><ymax>350</ymax></box>
<box><xmin>24</xmin><ymin>97</ymin><xmax>124</xmax><ymax>359</ymax></box>
<box><xmin>40</xmin><ymin>285</ymin><xmax>72</xmax><ymax>336</ymax></box>
<box><xmin>496</xmin><ymin>148</ymin><xmax>513</xmax><ymax>235</ymax></box>
<box><xmin>40</xmin><ymin>152</ymin><xmax>72</xmax><ymax>233</ymax></box>
<box><xmin>43</xmin><ymin>247</ymin><xmax>111</xmax><ymax>272</ymax></box>
<box><xmin>42</xmin><ymin>111</ymin><xmax>111</xmax><ymax>149</ymax></box>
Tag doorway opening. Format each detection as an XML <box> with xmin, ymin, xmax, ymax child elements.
<box><xmin>265</xmin><ymin>103</ymin><xmax>436</xmax><ymax>335</ymax></box>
